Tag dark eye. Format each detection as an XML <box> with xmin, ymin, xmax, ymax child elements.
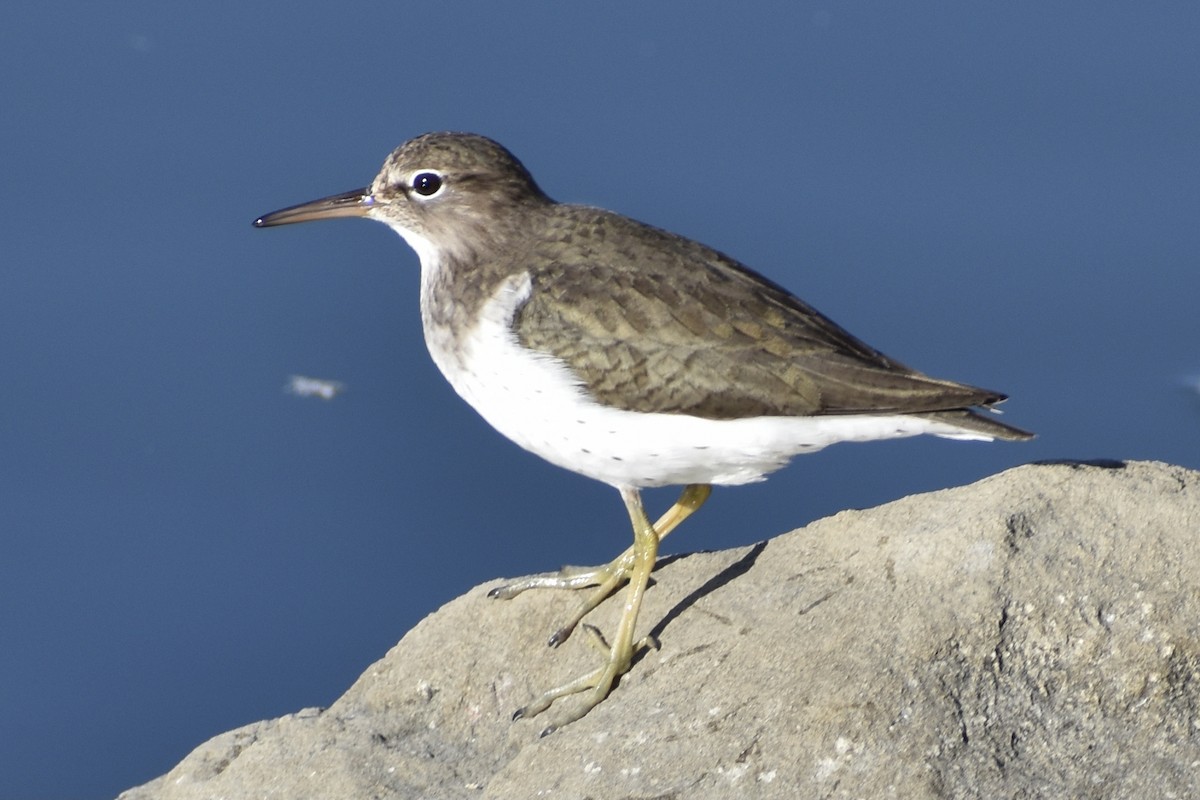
<box><xmin>412</xmin><ymin>172</ymin><xmax>443</xmax><ymax>196</ymax></box>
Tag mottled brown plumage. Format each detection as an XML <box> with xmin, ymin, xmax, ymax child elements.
<box><xmin>515</xmin><ymin>204</ymin><xmax>1022</xmax><ymax>433</ymax></box>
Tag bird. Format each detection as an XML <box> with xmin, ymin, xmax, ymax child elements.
<box><xmin>254</xmin><ymin>131</ymin><xmax>1032</xmax><ymax>735</ymax></box>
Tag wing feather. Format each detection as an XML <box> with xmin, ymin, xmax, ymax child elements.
<box><xmin>511</xmin><ymin>206</ymin><xmax>1022</xmax><ymax>436</ymax></box>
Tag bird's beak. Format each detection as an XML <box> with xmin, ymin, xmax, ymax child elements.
<box><xmin>253</xmin><ymin>188</ymin><xmax>375</xmax><ymax>228</ymax></box>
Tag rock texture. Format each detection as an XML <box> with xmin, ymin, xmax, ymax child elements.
<box><xmin>120</xmin><ymin>460</ymin><xmax>1200</xmax><ymax>799</ymax></box>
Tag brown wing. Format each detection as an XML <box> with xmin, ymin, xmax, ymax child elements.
<box><xmin>514</xmin><ymin>206</ymin><xmax>1020</xmax><ymax>429</ymax></box>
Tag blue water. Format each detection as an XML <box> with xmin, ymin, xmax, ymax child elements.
<box><xmin>3</xmin><ymin>4</ymin><xmax>1198</xmax><ymax>797</ymax></box>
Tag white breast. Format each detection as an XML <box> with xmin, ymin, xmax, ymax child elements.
<box><xmin>417</xmin><ymin>267</ymin><xmax>995</xmax><ymax>490</ymax></box>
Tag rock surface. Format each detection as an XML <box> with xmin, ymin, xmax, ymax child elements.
<box><xmin>120</xmin><ymin>460</ymin><xmax>1200</xmax><ymax>799</ymax></box>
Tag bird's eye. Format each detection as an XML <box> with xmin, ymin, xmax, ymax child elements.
<box><xmin>411</xmin><ymin>172</ymin><xmax>443</xmax><ymax>197</ymax></box>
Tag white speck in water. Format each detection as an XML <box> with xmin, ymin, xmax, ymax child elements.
<box><xmin>286</xmin><ymin>374</ymin><xmax>346</xmax><ymax>400</ymax></box>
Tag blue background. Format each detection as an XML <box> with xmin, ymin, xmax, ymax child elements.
<box><xmin>3</xmin><ymin>3</ymin><xmax>1199</xmax><ymax>797</ymax></box>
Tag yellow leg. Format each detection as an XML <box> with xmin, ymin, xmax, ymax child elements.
<box><xmin>512</xmin><ymin>486</ymin><xmax>664</xmax><ymax>735</ymax></box>
<box><xmin>489</xmin><ymin>484</ymin><xmax>711</xmax><ymax>647</ymax></box>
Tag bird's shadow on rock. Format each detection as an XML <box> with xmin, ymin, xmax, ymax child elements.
<box><xmin>1030</xmin><ymin>458</ymin><xmax>1127</xmax><ymax>470</ymax></box>
<box><xmin>635</xmin><ymin>540</ymin><xmax>768</xmax><ymax>666</ymax></box>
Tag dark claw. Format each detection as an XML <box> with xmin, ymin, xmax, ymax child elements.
<box><xmin>538</xmin><ymin>724</ymin><xmax>558</xmax><ymax>738</ymax></box>
<box><xmin>487</xmin><ymin>586</ymin><xmax>502</xmax><ymax>599</ymax></box>
<box><xmin>512</xmin><ymin>707</ymin><xmax>526</xmax><ymax>721</ymax></box>
<box><xmin>548</xmin><ymin>626</ymin><xmax>571</xmax><ymax>648</ymax></box>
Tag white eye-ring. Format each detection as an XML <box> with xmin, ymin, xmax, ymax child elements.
<box><xmin>410</xmin><ymin>171</ymin><xmax>444</xmax><ymax>197</ymax></box>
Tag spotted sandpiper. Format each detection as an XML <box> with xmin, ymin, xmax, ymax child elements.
<box><xmin>254</xmin><ymin>132</ymin><xmax>1032</xmax><ymax>734</ymax></box>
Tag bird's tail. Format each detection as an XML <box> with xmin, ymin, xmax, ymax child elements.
<box><xmin>917</xmin><ymin>407</ymin><xmax>1035</xmax><ymax>442</ymax></box>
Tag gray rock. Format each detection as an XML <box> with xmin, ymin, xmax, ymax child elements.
<box><xmin>120</xmin><ymin>460</ymin><xmax>1200</xmax><ymax>799</ymax></box>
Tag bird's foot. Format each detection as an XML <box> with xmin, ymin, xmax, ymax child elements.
<box><xmin>487</xmin><ymin>484</ymin><xmax>712</xmax><ymax>645</ymax></box>
<box><xmin>492</xmin><ymin>485</ymin><xmax>708</xmax><ymax>734</ymax></box>
<box><xmin>511</xmin><ymin>624</ymin><xmax>658</xmax><ymax>737</ymax></box>
<box><xmin>488</xmin><ymin>549</ymin><xmax>635</xmax><ymax>646</ymax></box>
